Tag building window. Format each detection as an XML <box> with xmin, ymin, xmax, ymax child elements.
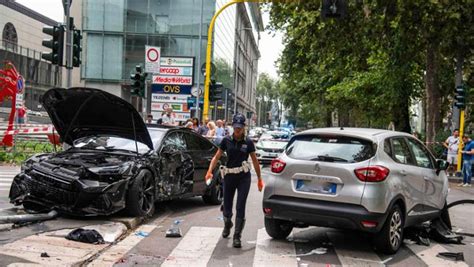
<box><xmin>2</xmin><ymin>22</ymin><xmax>18</xmax><ymax>51</ymax></box>
<box><xmin>85</xmin><ymin>33</ymin><xmax>123</xmax><ymax>80</ymax></box>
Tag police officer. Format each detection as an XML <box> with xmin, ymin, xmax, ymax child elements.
<box><xmin>205</xmin><ymin>113</ymin><xmax>264</xmax><ymax>248</ymax></box>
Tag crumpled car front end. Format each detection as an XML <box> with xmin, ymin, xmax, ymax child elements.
<box><xmin>9</xmin><ymin>151</ymin><xmax>139</xmax><ymax>216</ymax></box>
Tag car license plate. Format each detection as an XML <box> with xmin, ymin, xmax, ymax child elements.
<box><xmin>295</xmin><ymin>179</ymin><xmax>337</xmax><ymax>195</ymax></box>
<box><xmin>269</xmin><ymin>153</ymin><xmax>278</xmax><ymax>157</ymax></box>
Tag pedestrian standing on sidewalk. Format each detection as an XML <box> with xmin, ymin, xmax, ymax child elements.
<box><xmin>444</xmin><ymin>129</ymin><xmax>460</xmax><ymax>176</ymax></box>
<box><xmin>205</xmin><ymin>113</ymin><xmax>264</xmax><ymax>248</ymax></box>
<box><xmin>460</xmin><ymin>134</ymin><xmax>474</xmax><ymax>187</ymax></box>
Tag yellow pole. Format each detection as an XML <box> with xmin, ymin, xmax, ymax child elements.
<box><xmin>203</xmin><ymin>0</ymin><xmax>243</xmax><ymax>120</ymax></box>
<box><xmin>456</xmin><ymin>109</ymin><xmax>465</xmax><ymax>172</ymax></box>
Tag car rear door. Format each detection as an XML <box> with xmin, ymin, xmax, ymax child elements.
<box><xmin>405</xmin><ymin>137</ymin><xmax>445</xmax><ymax>214</ymax></box>
<box><xmin>387</xmin><ymin>137</ymin><xmax>426</xmax><ymax>215</ymax></box>
<box><xmin>183</xmin><ymin>132</ymin><xmax>215</xmax><ymax>194</ymax></box>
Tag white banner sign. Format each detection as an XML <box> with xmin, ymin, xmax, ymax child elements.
<box><xmin>15</xmin><ymin>93</ymin><xmax>23</xmax><ymax>108</ymax></box>
<box><xmin>151</xmin><ymin>111</ymin><xmax>191</xmax><ymax>122</ymax></box>
<box><xmin>145</xmin><ymin>46</ymin><xmax>161</xmax><ymax>73</ymax></box>
<box><xmin>152</xmin><ymin>75</ymin><xmax>193</xmax><ymax>85</ymax></box>
<box><xmin>160</xmin><ymin>57</ymin><xmax>193</xmax><ymax>67</ymax></box>
<box><xmin>151</xmin><ymin>93</ymin><xmax>189</xmax><ymax>103</ymax></box>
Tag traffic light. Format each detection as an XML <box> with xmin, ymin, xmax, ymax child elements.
<box><xmin>72</xmin><ymin>29</ymin><xmax>82</xmax><ymax>67</ymax></box>
<box><xmin>130</xmin><ymin>65</ymin><xmax>147</xmax><ymax>97</ymax></box>
<box><xmin>454</xmin><ymin>85</ymin><xmax>466</xmax><ymax>109</ymax></box>
<box><xmin>209</xmin><ymin>80</ymin><xmax>224</xmax><ymax>102</ymax></box>
<box><xmin>41</xmin><ymin>25</ymin><xmax>64</xmax><ymax>65</ymax></box>
<box><xmin>322</xmin><ymin>0</ymin><xmax>347</xmax><ymax>19</ymax></box>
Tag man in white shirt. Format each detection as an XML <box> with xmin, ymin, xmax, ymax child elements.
<box><xmin>161</xmin><ymin>108</ymin><xmax>176</xmax><ymax>126</ymax></box>
<box><xmin>444</xmin><ymin>129</ymin><xmax>460</xmax><ymax>176</ymax></box>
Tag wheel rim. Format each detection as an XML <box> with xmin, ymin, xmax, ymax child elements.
<box><xmin>138</xmin><ymin>173</ymin><xmax>154</xmax><ymax>214</ymax></box>
<box><xmin>389</xmin><ymin>210</ymin><xmax>402</xmax><ymax>248</ymax></box>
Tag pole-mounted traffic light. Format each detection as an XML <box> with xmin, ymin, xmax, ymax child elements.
<box><xmin>454</xmin><ymin>85</ymin><xmax>466</xmax><ymax>109</ymax></box>
<box><xmin>130</xmin><ymin>65</ymin><xmax>147</xmax><ymax>97</ymax></box>
<box><xmin>210</xmin><ymin>80</ymin><xmax>224</xmax><ymax>102</ymax></box>
<box><xmin>41</xmin><ymin>25</ymin><xmax>65</xmax><ymax>66</ymax></box>
<box><xmin>72</xmin><ymin>29</ymin><xmax>82</xmax><ymax>67</ymax></box>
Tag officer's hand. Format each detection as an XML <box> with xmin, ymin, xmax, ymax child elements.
<box><xmin>257</xmin><ymin>178</ymin><xmax>264</xmax><ymax>192</ymax></box>
<box><xmin>205</xmin><ymin>172</ymin><xmax>213</xmax><ymax>185</ymax></box>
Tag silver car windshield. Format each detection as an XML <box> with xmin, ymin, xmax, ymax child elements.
<box><xmin>286</xmin><ymin>135</ymin><xmax>375</xmax><ymax>163</ymax></box>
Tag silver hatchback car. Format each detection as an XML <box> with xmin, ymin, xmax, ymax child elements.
<box><xmin>262</xmin><ymin>128</ymin><xmax>449</xmax><ymax>254</ymax></box>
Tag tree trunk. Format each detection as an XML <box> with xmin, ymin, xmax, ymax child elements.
<box><xmin>393</xmin><ymin>92</ymin><xmax>411</xmax><ymax>133</ymax></box>
<box><xmin>425</xmin><ymin>42</ymin><xmax>442</xmax><ymax>143</ymax></box>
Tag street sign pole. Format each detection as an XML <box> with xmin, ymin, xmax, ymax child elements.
<box><xmin>64</xmin><ymin>0</ymin><xmax>72</xmax><ymax>88</ymax></box>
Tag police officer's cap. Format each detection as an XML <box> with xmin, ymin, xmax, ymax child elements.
<box><xmin>232</xmin><ymin>113</ymin><xmax>246</xmax><ymax>128</ymax></box>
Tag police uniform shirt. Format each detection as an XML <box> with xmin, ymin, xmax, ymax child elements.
<box><xmin>219</xmin><ymin>135</ymin><xmax>255</xmax><ymax>168</ymax></box>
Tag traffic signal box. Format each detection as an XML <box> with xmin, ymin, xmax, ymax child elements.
<box><xmin>210</xmin><ymin>79</ymin><xmax>224</xmax><ymax>102</ymax></box>
<box><xmin>41</xmin><ymin>25</ymin><xmax>65</xmax><ymax>66</ymax></box>
<box><xmin>454</xmin><ymin>85</ymin><xmax>466</xmax><ymax>109</ymax></box>
<box><xmin>72</xmin><ymin>29</ymin><xmax>82</xmax><ymax>67</ymax></box>
<box><xmin>130</xmin><ymin>65</ymin><xmax>147</xmax><ymax>97</ymax></box>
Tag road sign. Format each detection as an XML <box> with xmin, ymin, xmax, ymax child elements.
<box><xmin>145</xmin><ymin>46</ymin><xmax>161</xmax><ymax>73</ymax></box>
<box><xmin>15</xmin><ymin>93</ymin><xmax>23</xmax><ymax>108</ymax></box>
<box><xmin>16</xmin><ymin>76</ymin><xmax>24</xmax><ymax>93</ymax></box>
<box><xmin>191</xmin><ymin>86</ymin><xmax>202</xmax><ymax>97</ymax></box>
<box><xmin>201</xmin><ymin>62</ymin><xmax>216</xmax><ymax>76</ymax></box>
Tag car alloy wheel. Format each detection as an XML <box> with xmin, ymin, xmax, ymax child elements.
<box><xmin>389</xmin><ymin>210</ymin><xmax>402</xmax><ymax>249</ymax></box>
<box><xmin>139</xmin><ymin>172</ymin><xmax>155</xmax><ymax>214</ymax></box>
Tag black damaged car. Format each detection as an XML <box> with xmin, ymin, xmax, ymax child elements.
<box><xmin>9</xmin><ymin>87</ymin><xmax>224</xmax><ymax>216</ymax></box>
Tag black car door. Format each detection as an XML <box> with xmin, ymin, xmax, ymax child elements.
<box><xmin>159</xmin><ymin>131</ymin><xmax>194</xmax><ymax>196</ymax></box>
<box><xmin>183</xmin><ymin>131</ymin><xmax>216</xmax><ymax>194</ymax></box>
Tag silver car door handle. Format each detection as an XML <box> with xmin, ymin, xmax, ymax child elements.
<box><xmin>423</xmin><ymin>176</ymin><xmax>431</xmax><ymax>181</ymax></box>
<box><xmin>400</xmin><ymin>170</ymin><xmax>407</xmax><ymax>176</ymax></box>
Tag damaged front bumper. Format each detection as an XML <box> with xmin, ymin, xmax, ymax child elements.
<box><xmin>9</xmin><ymin>171</ymin><xmax>130</xmax><ymax>216</ymax></box>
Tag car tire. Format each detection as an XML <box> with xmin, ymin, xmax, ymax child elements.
<box><xmin>202</xmin><ymin>171</ymin><xmax>223</xmax><ymax>205</ymax></box>
<box><xmin>373</xmin><ymin>205</ymin><xmax>404</xmax><ymax>254</ymax></box>
<box><xmin>126</xmin><ymin>169</ymin><xmax>155</xmax><ymax>217</ymax></box>
<box><xmin>264</xmin><ymin>217</ymin><xmax>293</xmax><ymax>240</ymax></box>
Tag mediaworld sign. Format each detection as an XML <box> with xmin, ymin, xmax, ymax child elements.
<box><xmin>152</xmin><ymin>75</ymin><xmax>192</xmax><ymax>86</ymax></box>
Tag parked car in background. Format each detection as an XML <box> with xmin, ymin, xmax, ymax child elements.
<box><xmin>249</xmin><ymin>127</ymin><xmax>266</xmax><ymax>142</ymax></box>
<box><xmin>256</xmin><ymin>138</ymin><xmax>289</xmax><ymax>164</ymax></box>
<box><xmin>259</xmin><ymin>130</ymin><xmax>290</xmax><ymax>141</ymax></box>
<box><xmin>10</xmin><ymin>88</ymin><xmax>224</xmax><ymax>217</ymax></box>
<box><xmin>263</xmin><ymin>127</ymin><xmax>449</xmax><ymax>254</ymax></box>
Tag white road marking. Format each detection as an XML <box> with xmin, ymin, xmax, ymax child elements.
<box><xmin>253</xmin><ymin>228</ymin><xmax>298</xmax><ymax>267</ymax></box>
<box><xmin>161</xmin><ymin>226</ymin><xmax>222</xmax><ymax>267</ymax></box>
<box><xmin>327</xmin><ymin>231</ymin><xmax>384</xmax><ymax>267</ymax></box>
<box><xmin>406</xmin><ymin>243</ymin><xmax>469</xmax><ymax>267</ymax></box>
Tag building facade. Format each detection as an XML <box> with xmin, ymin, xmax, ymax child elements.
<box><xmin>71</xmin><ymin>0</ymin><xmax>262</xmax><ymax>122</ymax></box>
<box><xmin>0</xmin><ymin>0</ymin><xmax>62</xmax><ymax>112</ymax></box>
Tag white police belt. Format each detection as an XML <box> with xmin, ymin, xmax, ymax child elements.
<box><xmin>220</xmin><ymin>161</ymin><xmax>250</xmax><ymax>177</ymax></box>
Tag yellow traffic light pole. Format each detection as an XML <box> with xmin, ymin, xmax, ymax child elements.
<box><xmin>457</xmin><ymin>109</ymin><xmax>465</xmax><ymax>172</ymax></box>
<box><xmin>203</xmin><ymin>0</ymin><xmax>243</xmax><ymax>120</ymax></box>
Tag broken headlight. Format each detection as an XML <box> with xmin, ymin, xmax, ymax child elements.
<box><xmin>87</xmin><ymin>163</ymin><xmax>133</xmax><ymax>176</ymax></box>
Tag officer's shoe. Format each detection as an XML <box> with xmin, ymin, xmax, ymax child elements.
<box><xmin>233</xmin><ymin>218</ymin><xmax>246</xmax><ymax>248</ymax></box>
<box><xmin>222</xmin><ymin>216</ymin><xmax>233</xmax><ymax>238</ymax></box>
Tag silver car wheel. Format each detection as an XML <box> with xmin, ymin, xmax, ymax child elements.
<box><xmin>389</xmin><ymin>210</ymin><xmax>402</xmax><ymax>248</ymax></box>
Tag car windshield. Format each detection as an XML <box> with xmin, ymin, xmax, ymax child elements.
<box><xmin>260</xmin><ymin>131</ymin><xmax>289</xmax><ymax>140</ymax></box>
<box><xmin>285</xmin><ymin>134</ymin><xmax>375</xmax><ymax>163</ymax></box>
<box><xmin>259</xmin><ymin>140</ymin><xmax>288</xmax><ymax>149</ymax></box>
<box><xmin>72</xmin><ymin>130</ymin><xmax>165</xmax><ymax>154</ymax></box>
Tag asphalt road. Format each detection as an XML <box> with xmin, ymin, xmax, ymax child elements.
<box><xmin>114</xmin><ymin>167</ymin><xmax>474</xmax><ymax>267</ymax></box>
<box><xmin>1</xmin><ymin>166</ymin><xmax>473</xmax><ymax>266</ymax></box>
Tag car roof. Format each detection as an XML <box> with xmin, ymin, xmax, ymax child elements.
<box><xmin>297</xmin><ymin>127</ymin><xmax>413</xmax><ymax>141</ymax></box>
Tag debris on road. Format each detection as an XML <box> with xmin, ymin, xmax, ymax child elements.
<box><xmin>165</xmin><ymin>227</ymin><xmax>182</xmax><ymax>238</ymax></box>
<box><xmin>135</xmin><ymin>231</ymin><xmax>149</xmax><ymax>237</ymax></box>
<box><xmin>0</xmin><ymin>210</ymin><xmax>58</xmax><ymax>224</ymax></box>
<box><xmin>40</xmin><ymin>252</ymin><xmax>50</xmax><ymax>258</ymax></box>
<box><xmin>66</xmin><ymin>228</ymin><xmax>105</xmax><ymax>244</ymax></box>
<box><xmin>437</xmin><ymin>252</ymin><xmax>465</xmax><ymax>262</ymax></box>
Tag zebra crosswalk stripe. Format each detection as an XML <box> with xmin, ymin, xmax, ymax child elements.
<box><xmin>161</xmin><ymin>226</ymin><xmax>222</xmax><ymax>267</ymax></box>
<box><xmin>252</xmin><ymin>228</ymin><xmax>298</xmax><ymax>267</ymax></box>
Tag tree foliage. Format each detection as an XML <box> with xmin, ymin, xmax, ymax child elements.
<box><xmin>268</xmin><ymin>0</ymin><xmax>474</xmax><ymax>139</ymax></box>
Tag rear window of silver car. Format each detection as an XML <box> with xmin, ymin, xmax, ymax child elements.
<box><xmin>285</xmin><ymin>134</ymin><xmax>376</xmax><ymax>163</ymax></box>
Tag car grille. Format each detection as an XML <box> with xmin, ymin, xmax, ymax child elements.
<box><xmin>261</xmin><ymin>148</ymin><xmax>284</xmax><ymax>153</ymax></box>
<box><xmin>22</xmin><ymin>175</ymin><xmax>78</xmax><ymax>205</ymax></box>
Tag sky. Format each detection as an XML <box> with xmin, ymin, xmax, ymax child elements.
<box><xmin>15</xmin><ymin>0</ymin><xmax>283</xmax><ymax>79</ymax></box>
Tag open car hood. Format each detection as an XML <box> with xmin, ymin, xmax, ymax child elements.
<box><xmin>42</xmin><ymin>87</ymin><xmax>153</xmax><ymax>150</ymax></box>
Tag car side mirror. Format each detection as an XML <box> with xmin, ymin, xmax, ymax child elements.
<box><xmin>436</xmin><ymin>159</ymin><xmax>449</xmax><ymax>171</ymax></box>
